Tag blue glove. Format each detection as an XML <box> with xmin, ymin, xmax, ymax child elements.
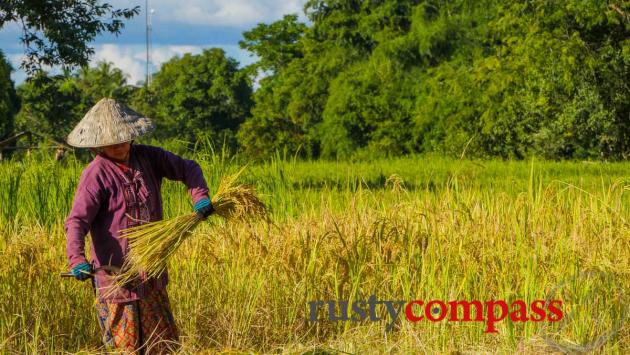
<box><xmin>194</xmin><ymin>198</ymin><xmax>214</xmax><ymax>219</ymax></box>
<box><xmin>71</xmin><ymin>262</ymin><xmax>93</xmax><ymax>281</ymax></box>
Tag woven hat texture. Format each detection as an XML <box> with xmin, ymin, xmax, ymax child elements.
<box><xmin>67</xmin><ymin>98</ymin><xmax>154</xmax><ymax>148</ymax></box>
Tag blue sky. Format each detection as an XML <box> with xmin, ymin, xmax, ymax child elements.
<box><xmin>0</xmin><ymin>0</ymin><xmax>307</xmax><ymax>85</ymax></box>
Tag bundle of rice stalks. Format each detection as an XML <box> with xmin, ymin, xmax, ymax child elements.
<box><xmin>114</xmin><ymin>167</ymin><xmax>266</xmax><ymax>286</ymax></box>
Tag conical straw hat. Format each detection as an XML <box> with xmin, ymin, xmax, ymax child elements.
<box><xmin>67</xmin><ymin>98</ymin><xmax>155</xmax><ymax>148</ymax></box>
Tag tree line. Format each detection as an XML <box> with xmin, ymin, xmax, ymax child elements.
<box><xmin>1</xmin><ymin>0</ymin><xmax>629</xmax><ymax>160</ymax></box>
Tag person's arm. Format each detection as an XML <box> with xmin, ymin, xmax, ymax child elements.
<box><xmin>147</xmin><ymin>145</ymin><xmax>210</xmax><ymax>204</ymax></box>
<box><xmin>65</xmin><ymin>174</ymin><xmax>102</xmax><ymax>268</ymax></box>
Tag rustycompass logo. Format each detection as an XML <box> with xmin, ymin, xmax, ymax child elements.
<box><xmin>309</xmin><ymin>295</ymin><xmax>564</xmax><ymax>332</ymax></box>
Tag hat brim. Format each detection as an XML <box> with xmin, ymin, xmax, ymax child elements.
<box><xmin>67</xmin><ymin>116</ymin><xmax>155</xmax><ymax>148</ymax></box>
<box><xmin>66</xmin><ymin>98</ymin><xmax>155</xmax><ymax>148</ymax></box>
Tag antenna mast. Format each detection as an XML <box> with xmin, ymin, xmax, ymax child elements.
<box><xmin>145</xmin><ymin>0</ymin><xmax>153</xmax><ymax>87</ymax></box>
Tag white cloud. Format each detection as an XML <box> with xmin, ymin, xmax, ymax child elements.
<box><xmin>150</xmin><ymin>45</ymin><xmax>203</xmax><ymax>66</ymax></box>
<box><xmin>8</xmin><ymin>43</ymin><xmax>256</xmax><ymax>85</ymax></box>
<box><xmin>172</xmin><ymin>1</ymin><xmax>265</xmax><ymax>26</ymax></box>
<box><xmin>93</xmin><ymin>44</ymin><xmax>146</xmax><ymax>85</ymax></box>
<box><xmin>7</xmin><ymin>53</ymin><xmax>26</xmax><ymax>67</ymax></box>
<box><xmin>109</xmin><ymin>0</ymin><xmax>307</xmax><ymax>27</ymax></box>
<box><xmin>7</xmin><ymin>53</ymin><xmax>59</xmax><ymax>84</ymax></box>
<box><xmin>1</xmin><ymin>21</ymin><xmax>23</xmax><ymax>36</ymax></box>
<box><xmin>7</xmin><ymin>53</ymin><xmax>28</xmax><ymax>84</ymax></box>
<box><xmin>91</xmin><ymin>43</ymin><xmax>255</xmax><ymax>85</ymax></box>
<box><xmin>278</xmin><ymin>1</ymin><xmax>305</xmax><ymax>18</ymax></box>
<box><xmin>5</xmin><ymin>0</ymin><xmax>306</xmax><ymax>84</ymax></box>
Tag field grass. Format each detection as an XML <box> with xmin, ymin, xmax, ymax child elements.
<box><xmin>0</xmin><ymin>148</ymin><xmax>628</xmax><ymax>354</ymax></box>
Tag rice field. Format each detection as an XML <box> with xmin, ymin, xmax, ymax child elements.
<box><xmin>0</xmin><ymin>148</ymin><xmax>629</xmax><ymax>354</ymax></box>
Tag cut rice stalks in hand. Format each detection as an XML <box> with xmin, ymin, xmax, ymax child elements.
<box><xmin>112</xmin><ymin>167</ymin><xmax>266</xmax><ymax>289</ymax></box>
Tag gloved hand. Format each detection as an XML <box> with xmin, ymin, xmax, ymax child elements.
<box><xmin>70</xmin><ymin>262</ymin><xmax>93</xmax><ymax>281</ymax></box>
<box><xmin>194</xmin><ymin>197</ymin><xmax>214</xmax><ymax>219</ymax></box>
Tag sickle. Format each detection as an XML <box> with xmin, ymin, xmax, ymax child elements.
<box><xmin>60</xmin><ymin>265</ymin><xmax>122</xmax><ymax>278</ymax></box>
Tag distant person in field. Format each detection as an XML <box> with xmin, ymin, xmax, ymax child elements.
<box><xmin>64</xmin><ymin>98</ymin><xmax>214</xmax><ymax>353</ymax></box>
<box><xmin>54</xmin><ymin>146</ymin><xmax>66</xmax><ymax>161</ymax></box>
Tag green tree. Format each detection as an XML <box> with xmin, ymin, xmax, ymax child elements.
<box><xmin>414</xmin><ymin>0</ymin><xmax>630</xmax><ymax>159</ymax></box>
<box><xmin>0</xmin><ymin>50</ymin><xmax>19</xmax><ymax>140</ymax></box>
<box><xmin>150</xmin><ymin>48</ymin><xmax>253</xmax><ymax>148</ymax></box>
<box><xmin>240</xmin><ymin>0</ymin><xmax>630</xmax><ymax>159</ymax></box>
<box><xmin>15</xmin><ymin>72</ymin><xmax>83</xmax><ymax>140</ymax></box>
<box><xmin>240</xmin><ymin>14</ymin><xmax>307</xmax><ymax>74</ymax></box>
<box><xmin>237</xmin><ymin>42</ymin><xmax>354</xmax><ymax>159</ymax></box>
<box><xmin>14</xmin><ymin>61</ymin><xmax>137</xmax><ymax>142</ymax></box>
<box><xmin>0</xmin><ymin>1</ymin><xmax>139</xmax><ymax>74</ymax></box>
<box><xmin>75</xmin><ymin>61</ymin><xmax>132</xmax><ymax>104</ymax></box>
<box><xmin>321</xmin><ymin>57</ymin><xmax>418</xmax><ymax>158</ymax></box>
<box><xmin>239</xmin><ymin>0</ymin><xmax>419</xmax><ymax>158</ymax></box>
<box><xmin>128</xmin><ymin>85</ymin><xmax>157</xmax><ymax>125</ymax></box>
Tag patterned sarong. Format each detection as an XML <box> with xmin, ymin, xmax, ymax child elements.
<box><xmin>95</xmin><ymin>280</ymin><xmax>179</xmax><ymax>354</ymax></box>
<box><xmin>92</xmin><ymin>153</ymin><xmax>179</xmax><ymax>353</ymax></box>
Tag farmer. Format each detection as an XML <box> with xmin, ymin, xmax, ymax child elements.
<box><xmin>64</xmin><ymin>98</ymin><xmax>214</xmax><ymax>353</ymax></box>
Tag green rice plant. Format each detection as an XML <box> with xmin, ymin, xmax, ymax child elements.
<box><xmin>0</xmin><ymin>166</ymin><xmax>22</xmax><ymax>234</ymax></box>
<box><xmin>1</xmin><ymin>152</ymin><xmax>629</xmax><ymax>353</ymax></box>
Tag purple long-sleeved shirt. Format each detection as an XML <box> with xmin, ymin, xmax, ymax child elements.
<box><xmin>65</xmin><ymin>144</ymin><xmax>209</xmax><ymax>303</ymax></box>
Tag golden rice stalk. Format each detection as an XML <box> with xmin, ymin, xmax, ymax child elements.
<box><xmin>113</xmin><ymin>167</ymin><xmax>266</xmax><ymax>287</ymax></box>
